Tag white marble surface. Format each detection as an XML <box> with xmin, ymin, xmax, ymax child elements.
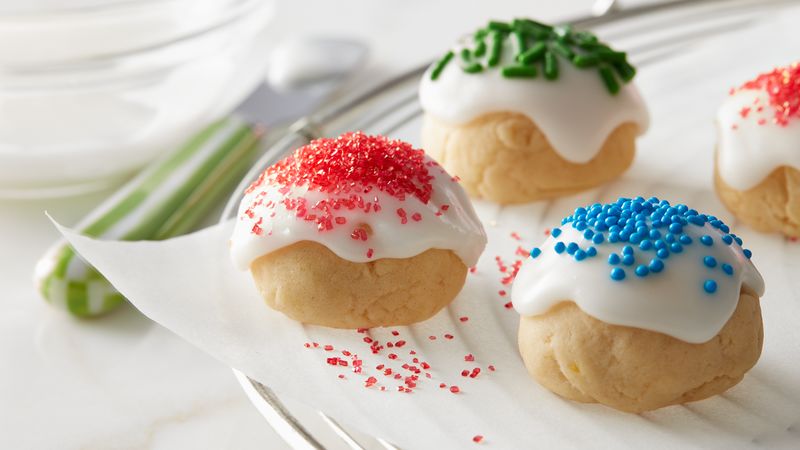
<box><xmin>0</xmin><ymin>1</ymin><xmax>597</xmax><ymax>448</ymax></box>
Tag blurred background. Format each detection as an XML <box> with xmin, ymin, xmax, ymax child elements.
<box><xmin>0</xmin><ymin>0</ymin><xmax>767</xmax><ymax>449</ymax></box>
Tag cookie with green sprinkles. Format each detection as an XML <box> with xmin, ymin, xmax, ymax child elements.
<box><xmin>419</xmin><ymin>18</ymin><xmax>649</xmax><ymax>204</ymax></box>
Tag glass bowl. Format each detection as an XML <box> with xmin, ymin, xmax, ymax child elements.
<box><xmin>0</xmin><ymin>0</ymin><xmax>274</xmax><ymax>197</ymax></box>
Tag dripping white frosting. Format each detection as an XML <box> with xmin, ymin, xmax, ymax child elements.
<box><xmin>230</xmin><ymin>154</ymin><xmax>487</xmax><ymax>270</ymax></box>
<box><xmin>418</xmin><ymin>38</ymin><xmax>650</xmax><ymax>163</ymax></box>
<box><xmin>717</xmin><ymin>88</ymin><xmax>800</xmax><ymax>190</ymax></box>
<box><xmin>512</xmin><ymin>220</ymin><xmax>764</xmax><ymax>344</ymax></box>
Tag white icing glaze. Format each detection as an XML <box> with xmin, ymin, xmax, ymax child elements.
<box><xmin>230</xmin><ymin>155</ymin><xmax>487</xmax><ymax>270</ymax></box>
<box><xmin>512</xmin><ymin>223</ymin><xmax>764</xmax><ymax>344</ymax></box>
<box><xmin>717</xmin><ymin>88</ymin><xmax>800</xmax><ymax>190</ymax></box>
<box><xmin>418</xmin><ymin>38</ymin><xmax>650</xmax><ymax>163</ymax></box>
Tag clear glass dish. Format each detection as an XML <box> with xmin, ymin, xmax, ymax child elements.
<box><xmin>0</xmin><ymin>0</ymin><xmax>274</xmax><ymax>198</ymax></box>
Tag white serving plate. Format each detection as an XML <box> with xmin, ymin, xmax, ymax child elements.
<box><xmin>225</xmin><ymin>1</ymin><xmax>800</xmax><ymax>448</ymax></box>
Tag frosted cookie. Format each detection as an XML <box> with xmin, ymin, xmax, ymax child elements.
<box><xmin>716</xmin><ymin>62</ymin><xmax>800</xmax><ymax>237</ymax></box>
<box><xmin>512</xmin><ymin>197</ymin><xmax>765</xmax><ymax>413</ymax></box>
<box><xmin>230</xmin><ymin>132</ymin><xmax>486</xmax><ymax>329</ymax></box>
<box><xmin>419</xmin><ymin>19</ymin><xmax>649</xmax><ymax>204</ymax></box>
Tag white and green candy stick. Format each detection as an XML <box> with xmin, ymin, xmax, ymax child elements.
<box><xmin>35</xmin><ymin>117</ymin><xmax>262</xmax><ymax>317</ymax></box>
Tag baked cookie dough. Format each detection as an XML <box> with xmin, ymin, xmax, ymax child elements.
<box><xmin>512</xmin><ymin>197</ymin><xmax>765</xmax><ymax>412</ymax></box>
<box><xmin>422</xmin><ymin>113</ymin><xmax>637</xmax><ymax>203</ymax></box>
<box><xmin>419</xmin><ymin>18</ymin><xmax>649</xmax><ymax>204</ymax></box>
<box><xmin>518</xmin><ymin>287</ymin><xmax>763</xmax><ymax>413</ymax></box>
<box><xmin>230</xmin><ymin>132</ymin><xmax>486</xmax><ymax>328</ymax></box>
<box><xmin>251</xmin><ymin>241</ymin><xmax>466</xmax><ymax>329</ymax></box>
<box><xmin>716</xmin><ymin>62</ymin><xmax>800</xmax><ymax>237</ymax></box>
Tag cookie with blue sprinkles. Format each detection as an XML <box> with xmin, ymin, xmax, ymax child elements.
<box><xmin>512</xmin><ymin>196</ymin><xmax>765</xmax><ymax>412</ymax></box>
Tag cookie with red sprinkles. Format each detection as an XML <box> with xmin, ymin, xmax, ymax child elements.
<box><xmin>230</xmin><ymin>132</ymin><xmax>486</xmax><ymax>328</ymax></box>
<box><xmin>715</xmin><ymin>61</ymin><xmax>800</xmax><ymax>238</ymax></box>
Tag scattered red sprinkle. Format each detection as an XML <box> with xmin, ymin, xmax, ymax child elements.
<box><xmin>388</xmin><ymin>353</ymin><xmax>398</xmax><ymax>360</ymax></box>
<box><xmin>411</xmin><ymin>212</ymin><xmax>423</xmax><ymax>222</ymax></box>
<box><xmin>504</xmin><ymin>301</ymin><xmax>513</xmax><ymax>309</ymax></box>
<box><xmin>459</xmin><ymin>316</ymin><xmax>469</xmax><ymax>322</ymax></box>
<box><xmin>444</xmin><ymin>334</ymin><xmax>454</xmax><ymax>340</ymax></box>
<box><xmin>428</xmin><ymin>335</ymin><xmax>437</xmax><ymax>340</ymax></box>
<box><xmin>338</xmin><ymin>374</ymin><xmax>346</xmax><ymax>379</ymax></box>
<box><xmin>391</xmin><ymin>330</ymin><xmax>400</xmax><ymax>336</ymax></box>
<box><xmin>736</xmin><ymin>62</ymin><xmax>800</xmax><ymax>126</ymax></box>
<box><xmin>395</xmin><ymin>340</ymin><xmax>406</xmax><ymax>347</ymax></box>
<box><xmin>366</xmin><ymin>248</ymin><xmax>374</xmax><ymax>258</ymax></box>
<box><xmin>464</xmin><ymin>354</ymin><xmax>475</xmax><ymax>362</ymax></box>
<box><xmin>739</xmin><ymin>106</ymin><xmax>751</xmax><ymax>118</ymax></box>
<box><xmin>510</xmin><ymin>232</ymin><xmax>522</xmax><ymax>240</ymax></box>
<box><xmin>473</xmin><ymin>435</ymin><xmax>484</xmax><ymax>443</ymax></box>
<box><xmin>304</xmin><ymin>343</ymin><xmax>311</xmax><ymax>348</ymax></box>
<box><xmin>469</xmin><ymin>368</ymin><xmax>481</xmax><ymax>378</ymax></box>
<box><xmin>488</xmin><ymin>365</ymin><xmax>496</xmax><ymax>372</ymax></box>
<box><xmin>498</xmin><ymin>290</ymin><xmax>507</xmax><ymax>297</ymax></box>
<box><xmin>469</xmin><ymin>266</ymin><xmax>477</xmax><ymax>274</ymax></box>
<box><xmin>461</xmin><ymin>369</ymin><xmax>470</xmax><ymax>377</ymax></box>
<box><xmin>439</xmin><ymin>383</ymin><xmax>447</xmax><ymax>389</ymax></box>
<box><xmin>363</xmin><ymin>337</ymin><xmax>373</xmax><ymax>343</ymax></box>
<box><xmin>323</xmin><ymin>345</ymin><xmax>334</xmax><ymax>351</ymax></box>
<box><xmin>450</xmin><ymin>385</ymin><xmax>461</xmax><ymax>393</ymax></box>
<box><xmin>365</xmin><ymin>376</ymin><xmax>378</xmax><ymax>387</ymax></box>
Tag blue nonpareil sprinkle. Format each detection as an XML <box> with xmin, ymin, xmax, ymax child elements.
<box><xmin>587</xmin><ymin>246</ymin><xmax>597</xmax><ymax>257</ymax></box>
<box><xmin>703</xmin><ymin>256</ymin><xmax>717</xmax><ymax>268</ymax></box>
<box><xmin>657</xmin><ymin>248</ymin><xmax>669</xmax><ymax>259</ymax></box>
<box><xmin>743</xmin><ymin>249</ymin><xmax>752</xmax><ymax>259</ymax></box>
<box><xmin>639</xmin><ymin>239</ymin><xmax>653</xmax><ymax>250</ymax></box>
<box><xmin>622</xmin><ymin>254</ymin><xmax>635</xmax><ymax>266</ymax></box>
<box><xmin>583</xmin><ymin>229</ymin><xmax>594</xmax><ymax>240</ymax></box>
<box><xmin>654</xmin><ymin>239</ymin><xmax>667</xmax><ymax>250</ymax></box>
<box><xmin>700</xmin><ymin>235</ymin><xmax>713</xmax><ymax>246</ymax></box>
<box><xmin>722</xmin><ymin>263</ymin><xmax>734</xmax><ymax>275</ymax></box>
<box><xmin>530</xmin><ymin>247</ymin><xmax>542</xmax><ymax>259</ymax></box>
<box><xmin>551</xmin><ymin>227</ymin><xmax>562</xmax><ymax>238</ymax></box>
<box><xmin>649</xmin><ymin>229</ymin><xmax>661</xmax><ymax>239</ymax></box>
<box><xmin>648</xmin><ymin>258</ymin><xmax>664</xmax><ymax>273</ymax></box>
<box><xmin>679</xmin><ymin>234</ymin><xmax>692</xmax><ymax>245</ymax></box>
<box><xmin>574</xmin><ymin>250</ymin><xmax>587</xmax><ymax>261</ymax></box>
<box><xmin>567</xmin><ymin>242</ymin><xmax>579</xmax><ymax>255</ymax></box>
<box><xmin>733</xmin><ymin>234</ymin><xmax>743</xmax><ymax>245</ymax></box>
<box><xmin>668</xmin><ymin>222</ymin><xmax>683</xmax><ymax>234</ymax></box>
<box><xmin>670</xmin><ymin>243</ymin><xmax>683</xmax><ymax>253</ymax></box>
<box><xmin>609</xmin><ymin>232</ymin><xmax>620</xmax><ymax>243</ymax></box>
<box><xmin>722</xmin><ymin>235</ymin><xmax>733</xmax><ymax>245</ymax></box>
<box><xmin>635</xmin><ymin>264</ymin><xmax>649</xmax><ymax>277</ymax></box>
<box><xmin>610</xmin><ymin>267</ymin><xmax>626</xmax><ymax>281</ymax></box>
<box><xmin>608</xmin><ymin>253</ymin><xmax>621</xmax><ymax>265</ymax></box>
<box><xmin>554</xmin><ymin>242</ymin><xmax>566</xmax><ymax>254</ymax></box>
<box><xmin>593</xmin><ymin>233</ymin><xmax>605</xmax><ymax>244</ymax></box>
<box><xmin>704</xmin><ymin>279</ymin><xmax>718</xmax><ymax>294</ymax></box>
<box><xmin>622</xmin><ymin>245</ymin><xmax>634</xmax><ymax>255</ymax></box>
